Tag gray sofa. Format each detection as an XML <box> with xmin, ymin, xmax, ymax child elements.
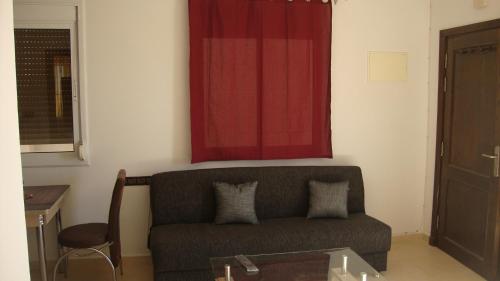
<box><xmin>149</xmin><ymin>166</ymin><xmax>391</xmax><ymax>281</ymax></box>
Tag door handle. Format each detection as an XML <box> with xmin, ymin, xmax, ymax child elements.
<box><xmin>481</xmin><ymin>145</ymin><xmax>500</xmax><ymax>177</ymax></box>
<box><xmin>481</xmin><ymin>154</ymin><xmax>497</xmax><ymax>159</ymax></box>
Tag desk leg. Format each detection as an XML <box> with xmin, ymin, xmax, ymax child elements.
<box><xmin>36</xmin><ymin>214</ymin><xmax>48</xmax><ymax>281</ymax></box>
<box><xmin>55</xmin><ymin>211</ymin><xmax>67</xmax><ymax>275</ymax></box>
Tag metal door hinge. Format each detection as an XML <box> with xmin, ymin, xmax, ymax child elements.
<box><xmin>440</xmin><ymin>141</ymin><xmax>444</xmax><ymax>157</ymax></box>
<box><xmin>436</xmin><ymin>215</ymin><xmax>440</xmax><ymax>230</ymax></box>
<box><xmin>444</xmin><ymin>52</ymin><xmax>448</xmax><ymax>69</ymax></box>
<box><xmin>443</xmin><ymin>76</ymin><xmax>447</xmax><ymax>93</ymax></box>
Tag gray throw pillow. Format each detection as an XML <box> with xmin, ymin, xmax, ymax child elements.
<box><xmin>213</xmin><ymin>181</ymin><xmax>259</xmax><ymax>224</ymax></box>
<box><xmin>307</xmin><ymin>180</ymin><xmax>350</xmax><ymax>219</ymax></box>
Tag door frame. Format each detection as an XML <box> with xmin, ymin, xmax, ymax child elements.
<box><xmin>430</xmin><ymin>18</ymin><xmax>500</xmax><ymax>246</ymax></box>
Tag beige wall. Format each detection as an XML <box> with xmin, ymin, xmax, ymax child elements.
<box><xmin>23</xmin><ymin>0</ymin><xmax>431</xmax><ymax>259</ymax></box>
<box><xmin>0</xmin><ymin>0</ymin><xmax>31</xmax><ymax>279</ymax></box>
<box><xmin>423</xmin><ymin>0</ymin><xmax>500</xmax><ymax>235</ymax></box>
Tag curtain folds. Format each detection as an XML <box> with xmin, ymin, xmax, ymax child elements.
<box><xmin>189</xmin><ymin>0</ymin><xmax>332</xmax><ymax>163</ymax></box>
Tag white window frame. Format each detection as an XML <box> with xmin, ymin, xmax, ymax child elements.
<box><xmin>14</xmin><ymin>0</ymin><xmax>90</xmax><ymax>167</ymax></box>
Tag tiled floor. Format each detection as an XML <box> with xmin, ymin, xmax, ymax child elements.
<box><xmin>32</xmin><ymin>235</ymin><xmax>485</xmax><ymax>281</ymax></box>
<box><xmin>384</xmin><ymin>235</ymin><xmax>484</xmax><ymax>281</ymax></box>
<box><xmin>31</xmin><ymin>257</ymin><xmax>153</xmax><ymax>281</ymax></box>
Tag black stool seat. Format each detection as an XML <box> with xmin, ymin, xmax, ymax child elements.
<box><xmin>58</xmin><ymin>223</ymin><xmax>109</xmax><ymax>249</ymax></box>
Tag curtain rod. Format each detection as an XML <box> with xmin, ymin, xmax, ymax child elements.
<box><xmin>287</xmin><ymin>0</ymin><xmax>334</xmax><ymax>3</ymax></box>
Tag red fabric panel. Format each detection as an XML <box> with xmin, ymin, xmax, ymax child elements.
<box><xmin>189</xmin><ymin>0</ymin><xmax>332</xmax><ymax>163</ymax></box>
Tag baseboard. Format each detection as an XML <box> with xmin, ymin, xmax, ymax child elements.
<box><xmin>392</xmin><ymin>232</ymin><xmax>429</xmax><ymax>242</ymax></box>
<box><xmin>29</xmin><ymin>234</ymin><xmax>430</xmax><ymax>267</ymax></box>
<box><xmin>29</xmin><ymin>256</ymin><xmax>152</xmax><ymax>271</ymax></box>
<box><xmin>123</xmin><ymin>252</ymin><xmax>151</xmax><ymax>257</ymax></box>
<box><xmin>29</xmin><ymin>249</ymin><xmax>151</xmax><ymax>264</ymax></box>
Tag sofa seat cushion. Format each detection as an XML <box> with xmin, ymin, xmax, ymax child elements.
<box><xmin>149</xmin><ymin>213</ymin><xmax>391</xmax><ymax>273</ymax></box>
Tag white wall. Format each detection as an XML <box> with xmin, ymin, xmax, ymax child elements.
<box><xmin>331</xmin><ymin>0</ymin><xmax>430</xmax><ymax>235</ymax></box>
<box><xmin>22</xmin><ymin>0</ymin><xmax>431</xmax><ymax>259</ymax></box>
<box><xmin>0</xmin><ymin>0</ymin><xmax>31</xmax><ymax>279</ymax></box>
<box><xmin>423</xmin><ymin>0</ymin><xmax>500</xmax><ymax>235</ymax></box>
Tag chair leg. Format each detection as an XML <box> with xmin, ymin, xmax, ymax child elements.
<box><xmin>87</xmin><ymin>247</ymin><xmax>117</xmax><ymax>281</ymax></box>
<box><xmin>63</xmin><ymin>255</ymin><xmax>69</xmax><ymax>278</ymax></box>
<box><xmin>53</xmin><ymin>246</ymin><xmax>116</xmax><ymax>281</ymax></box>
<box><xmin>52</xmin><ymin>249</ymin><xmax>78</xmax><ymax>281</ymax></box>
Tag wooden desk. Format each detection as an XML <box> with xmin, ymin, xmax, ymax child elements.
<box><xmin>24</xmin><ymin>185</ymin><xmax>70</xmax><ymax>281</ymax></box>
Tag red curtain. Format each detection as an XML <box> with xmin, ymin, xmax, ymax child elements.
<box><xmin>189</xmin><ymin>0</ymin><xmax>332</xmax><ymax>163</ymax></box>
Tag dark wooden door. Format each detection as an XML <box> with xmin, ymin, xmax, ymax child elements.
<box><xmin>433</xmin><ymin>20</ymin><xmax>500</xmax><ymax>281</ymax></box>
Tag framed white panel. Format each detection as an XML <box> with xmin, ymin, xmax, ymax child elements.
<box><xmin>368</xmin><ymin>51</ymin><xmax>408</xmax><ymax>82</ymax></box>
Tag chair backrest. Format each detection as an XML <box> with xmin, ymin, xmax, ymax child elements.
<box><xmin>107</xmin><ymin>169</ymin><xmax>126</xmax><ymax>267</ymax></box>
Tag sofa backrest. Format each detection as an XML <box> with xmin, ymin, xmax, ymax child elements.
<box><xmin>150</xmin><ymin>166</ymin><xmax>365</xmax><ymax>226</ymax></box>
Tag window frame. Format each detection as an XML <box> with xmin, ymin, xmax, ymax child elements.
<box><xmin>14</xmin><ymin>0</ymin><xmax>90</xmax><ymax>167</ymax></box>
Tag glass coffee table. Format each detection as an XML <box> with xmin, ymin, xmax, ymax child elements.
<box><xmin>211</xmin><ymin>248</ymin><xmax>385</xmax><ymax>281</ymax></box>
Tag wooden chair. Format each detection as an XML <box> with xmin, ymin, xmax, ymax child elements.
<box><xmin>52</xmin><ymin>169</ymin><xmax>126</xmax><ymax>281</ymax></box>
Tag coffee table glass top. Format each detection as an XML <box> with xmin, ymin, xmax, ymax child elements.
<box><xmin>210</xmin><ymin>248</ymin><xmax>386</xmax><ymax>281</ymax></box>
